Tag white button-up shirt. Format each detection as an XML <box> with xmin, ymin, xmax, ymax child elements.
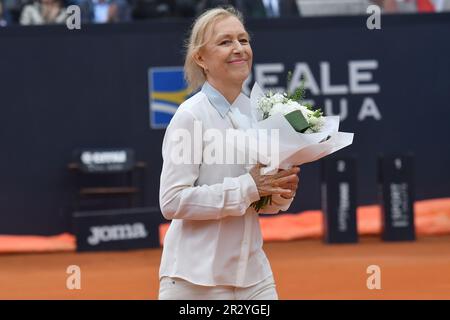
<box><xmin>159</xmin><ymin>81</ymin><xmax>294</xmax><ymax>287</ymax></box>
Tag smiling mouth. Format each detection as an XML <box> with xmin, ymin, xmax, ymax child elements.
<box><xmin>228</xmin><ymin>59</ymin><xmax>247</xmax><ymax>64</ymax></box>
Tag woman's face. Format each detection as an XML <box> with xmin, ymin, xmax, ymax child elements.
<box><xmin>195</xmin><ymin>16</ymin><xmax>253</xmax><ymax>88</ymax></box>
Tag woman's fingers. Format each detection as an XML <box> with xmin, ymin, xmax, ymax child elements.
<box><xmin>259</xmin><ymin>186</ymin><xmax>291</xmax><ymax>196</ymax></box>
<box><xmin>272</xmin><ymin>166</ymin><xmax>300</xmax><ymax>179</ymax></box>
<box><xmin>277</xmin><ymin>182</ymin><xmax>297</xmax><ymax>193</ymax></box>
<box><xmin>271</xmin><ymin>174</ymin><xmax>299</xmax><ymax>187</ymax></box>
<box><xmin>251</xmin><ymin>164</ymin><xmax>301</xmax><ymax>197</ymax></box>
<box><xmin>270</xmin><ymin>187</ymin><xmax>292</xmax><ymax>195</ymax></box>
<box><xmin>272</xmin><ymin>173</ymin><xmax>300</xmax><ymax>198</ymax></box>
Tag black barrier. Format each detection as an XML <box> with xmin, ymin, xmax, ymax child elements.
<box><xmin>73</xmin><ymin>207</ymin><xmax>161</xmax><ymax>251</ymax></box>
<box><xmin>321</xmin><ymin>157</ymin><xmax>358</xmax><ymax>244</ymax></box>
<box><xmin>378</xmin><ymin>154</ymin><xmax>416</xmax><ymax>241</ymax></box>
<box><xmin>1</xmin><ymin>14</ymin><xmax>450</xmax><ymax>235</ymax></box>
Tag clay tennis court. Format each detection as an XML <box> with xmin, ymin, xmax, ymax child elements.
<box><xmin>1</xmin><ymin>234</ymin><xmax>449</xmax><ymax>300</ymax></box>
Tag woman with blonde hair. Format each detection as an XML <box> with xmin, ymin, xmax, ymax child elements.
<box><xmin>158</xmin><ymin>6</ymin><xmax>300</xmax><ymax>300</ymax></box>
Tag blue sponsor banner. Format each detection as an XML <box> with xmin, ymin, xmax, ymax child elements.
<box><xmin>148</xmin><ymin>67</ymin><xmax>189</xmax><ymax>129</ymax></box>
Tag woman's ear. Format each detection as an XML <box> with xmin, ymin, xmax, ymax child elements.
<box><xmin>193</xmin><ymin>52</ymin><xmax>206</xmax><ymax>71</ymax></box>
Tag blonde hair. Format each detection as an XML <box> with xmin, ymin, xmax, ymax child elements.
<box><xmin>184</xmin><ymin>6</ymin><xmax>245</xmax><ymax>93</ymax></box>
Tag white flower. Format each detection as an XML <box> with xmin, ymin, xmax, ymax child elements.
<box><xmin>268</xmin><ymin>102</ymin><xmax>286</xmax><ymax>116</ymax></box>
<box><xmin>285</xmin><ymin>100</ymin><xmax>301</xmax><ymax>112</ymax></box>
<box><xmin>308</xmin><ymin>114</ymin><xmax>320</xmax><ymax>125</ymax></box>
<box><xmin>271</xmin><ymin>93</ymin><xmax>285</xmax><ymax>104</ymax></box>
<box><xmin>258</xmin><ymin>96</ymin><xmax>273</xmax><ymax>114</ymax></box>
<box><xmin>308</xmin><ymin>116</ymin><xmax>325</xmax><ymax>132</ymax></box>
<box><xmin>265</xmin><ymin>99</ymin><xmax>311</xmax><ymax>118</ymax></box>
<box><xmin>299</xmin><ymin>105</ymin><xmax>313</xmax><ymax>118</ymax></box>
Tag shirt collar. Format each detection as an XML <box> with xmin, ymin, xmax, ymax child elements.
<box><xmin>201</xmin><ymin>81</ymin><xmax>235</xmax><ymax>118</ymax></box>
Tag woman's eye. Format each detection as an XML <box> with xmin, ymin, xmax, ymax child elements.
<box><xmin>219</xmin><ymin>39</ymin><xmax>249</xmax><ymax>46</ymax></box>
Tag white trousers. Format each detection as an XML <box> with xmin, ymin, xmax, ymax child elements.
<box><xmin>158</xmin><ymin>275</ymin><xmax>278</xmax><ymax>300</ymax></box>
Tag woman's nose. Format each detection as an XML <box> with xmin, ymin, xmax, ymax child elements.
<box><xmin>232</xmin><ymin>40</ymin><xmax>244</xmax><ymax>53</ymax></box>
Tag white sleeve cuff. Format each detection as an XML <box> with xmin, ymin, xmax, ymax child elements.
<box><xmin>239</xmin><ymin>173</ymin><xmax>261</xmax><ymax>206</ymax></box>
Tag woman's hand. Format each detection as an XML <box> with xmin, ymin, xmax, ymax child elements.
<box><xmin>249</xmin><ymin>163</ymin><xmax>300</xmax><ymax>198</ymax></box>
<box><xmin>278</xmin><ymin>167</ymin><xmax>300</xmax><ymax>199</ymax></box>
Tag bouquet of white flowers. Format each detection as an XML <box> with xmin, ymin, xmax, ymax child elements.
<box><xmin>258</xmin><ymin>91</ymin><xmax>324</xmax><ymax>134</ymax></box>
<box><xmin>247</xmin><ymin>76</ymin><xmax>354</xmax><ymax>212</ymax></box>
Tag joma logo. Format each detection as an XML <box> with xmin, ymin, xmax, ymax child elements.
<box><xmin>87</xmin><ymin>223</ymin><xmax>148</xmax><ymax>245</ymax></box>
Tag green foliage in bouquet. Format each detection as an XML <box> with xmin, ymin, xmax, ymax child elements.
<box><xmin>287</xmin><ymin>71</ymin><xmax>306</xmax><ymax>103</ymax></box>
<box><xmin>251</xmin><ymin>194</ymin><xmax>272</xmax><ymax>212</ymax></box>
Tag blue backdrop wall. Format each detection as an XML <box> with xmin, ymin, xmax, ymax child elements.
<box><xmin>1</xmin><ymin>13</ymin><xmax>449</xmax><ymax>235</ymax></box>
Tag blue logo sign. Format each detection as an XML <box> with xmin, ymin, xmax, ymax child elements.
<box><xmin>148</xmin><ymin>67</ymin><xmax>189</xmax><ymax>129</ymax></box>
